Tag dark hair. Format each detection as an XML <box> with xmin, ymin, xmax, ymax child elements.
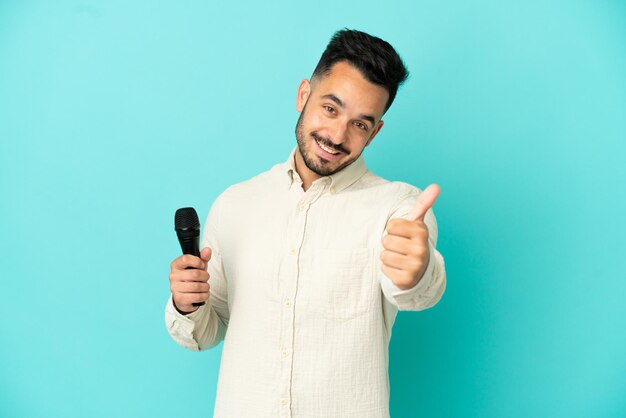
<box><xmin>311</xmin><ymin>28</ymin><xmax>409</xmax><ymax>113</ymax></box>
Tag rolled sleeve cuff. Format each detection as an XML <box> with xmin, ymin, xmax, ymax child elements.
<box><xmin>164</xmin><ymin>295</ymin><xmax>205</xmax><ymax>351</ymax></box>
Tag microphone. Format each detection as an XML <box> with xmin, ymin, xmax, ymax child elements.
<box><xmin>174</xmin><ymin>207</ymin><xmax>205</xmax><ymax>307</ymax></box>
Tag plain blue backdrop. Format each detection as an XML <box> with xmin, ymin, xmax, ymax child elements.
<box><xmin>1</xmin><ymin>1</ymin><xmax>625</xmax><ymax>417</ymax></box>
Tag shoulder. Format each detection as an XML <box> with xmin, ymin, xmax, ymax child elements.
<box><xmin>205</xmin><ymin>162</ymin><xmax>283</xmax><ymax>227</ymax></box>
<box><xmin>216</xmin><ymin>162</ymin><xmax>285</xmax><ymax>203</ymax></box>
<box><xmin>358</xmin><ymin>171</ymin><xmax>423</xmax><ymax>200</ymax></box>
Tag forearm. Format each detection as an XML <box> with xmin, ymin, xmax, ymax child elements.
<box><xmin>164</xmin><ymin>295</ymin><xmax>227</xmax><ymax>351</ymax></box>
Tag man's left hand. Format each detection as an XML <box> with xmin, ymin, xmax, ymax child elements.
<box><xmin>381</xmin><ymin>184</ymin><xmax>441</xmax><ymax>290</ymax></box>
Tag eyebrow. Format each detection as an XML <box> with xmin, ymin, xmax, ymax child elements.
<box><xmin>321</xmin><ymin>94</ymin><xmax>376</xmax><ymax>127</ymax></box>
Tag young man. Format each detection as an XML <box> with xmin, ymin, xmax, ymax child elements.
<box><xmin>165</xmin><ymin>29</ymin><xmax>446</xmax><ymax>418</ymax></box>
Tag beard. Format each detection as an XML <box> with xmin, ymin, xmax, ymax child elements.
<box><xmin>294</xmin><ymin>104</ymin><xmax>357</xmax><ymax>177</ymax></box>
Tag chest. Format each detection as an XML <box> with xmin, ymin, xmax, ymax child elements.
<box><xmin>218</xmin><ymin>187</ymin><xmax>392</xmax><ymax>320</ymax></box>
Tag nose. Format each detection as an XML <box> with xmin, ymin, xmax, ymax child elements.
<box><xmin>330</xmin><ymin>120</ymin><xmax>349</xmax><ymax>145</ymax></box>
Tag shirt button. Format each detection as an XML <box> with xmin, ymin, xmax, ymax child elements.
<box><xmin>280</xmin><ymin>398</ymin><xmax>288</xmax><ymax>406</ymax></box>
<box><xmin>298</xmin><ymin>203</ymin><xmax>307</xmax><ymax>211</ymax></box>
<box><xmin>282</xmin><ymin>350</ymin><xmax>288</xmax><ymax>358</ymax></box>
<box><xmin>289</xmin><ymin>247</ymin><xmax>296</xmax><ymax>255</ymax></box>
<box><xmin>284</xmin><ymin>299</ymin><xmax>291</xmax><ymax>308</ymax></box>
<box><xmin>329</xmin><ymin>186</ymin><xmax>336</xmax><ymax>194</ymax></box>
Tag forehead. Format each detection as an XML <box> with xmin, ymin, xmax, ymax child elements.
<box><xmin>312</xmin><ymin>61</ymin><xmax>389</xmax><ymax>118</ymax></box>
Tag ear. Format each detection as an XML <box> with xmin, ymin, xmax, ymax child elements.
<box><xmin>365</xmin><ymin>120</ymin><xmax>384</xmax><ymax>147</ymax></box>
<box><xmin>296</xmin><ymin>79</ymin><xmax>311</xmax><ymax>112</ymax></box>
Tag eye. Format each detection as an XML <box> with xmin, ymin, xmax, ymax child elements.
<box><xmin>323</xmin><ymin>105</ymin><xmax>335</xmax><ymax>114</ymax></box>
<box><xmin>353</xmin><ymin>121</ymin><xmax>367</xmax><ymax>131</ymax></box>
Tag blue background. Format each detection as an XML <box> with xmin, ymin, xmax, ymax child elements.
<box><xmin>1</xmin><ymin>1</ymin><xmax>625</xmax><ymax>417</ymax></box>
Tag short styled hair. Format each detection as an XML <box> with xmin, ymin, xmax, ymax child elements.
<box><xmin>311</xmin><ymin>28</ymin><xmax>409</xmax><ymax>113</ymax></box>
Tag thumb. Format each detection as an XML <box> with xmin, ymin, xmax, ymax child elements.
<box><xmin>200</xmin><ymin>247</ymin><xmax>212</xmax><ymax>262</ymax></box>
<box><xmin>408</xmin><ymin>184</ymin><xmax>441</xmax><ymax>222</ymax></box>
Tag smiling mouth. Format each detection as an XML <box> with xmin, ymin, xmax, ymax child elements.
<box><xmin>314</xmin><ymin>137</ymin><xmax>341</xmax><ymax>155</ymax></box>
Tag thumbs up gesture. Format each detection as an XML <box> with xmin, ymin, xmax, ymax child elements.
<box><xmin>381</xmin><ymin>184</ymin><xmax>441</xmax><ymax>290</ymax></box>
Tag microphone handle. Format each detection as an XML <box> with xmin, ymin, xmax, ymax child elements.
<box><xmin>180</xmin><ymin>236</ymin><xmax>205</xmax><ymax>307</ymax></box>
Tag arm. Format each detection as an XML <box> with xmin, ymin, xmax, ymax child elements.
<box><xmin>379</xmin><ymin>185</ymin><xmax>446</xmax><ymax>311</ymax></box>
<box><xmin>164</xmin><ymin>196</ymin><xmax>230</xmax><ymax>351</ymax></box>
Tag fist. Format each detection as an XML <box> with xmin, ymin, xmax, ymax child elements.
<box><xmin>169</xmin><ymin>247</ymin><xmax>212</xmax><ymax>314</ymax></box>
<box><xmin>381</xmin><ymin>184</ymin><xmax>440</xmax><ymax>290</ymax></box>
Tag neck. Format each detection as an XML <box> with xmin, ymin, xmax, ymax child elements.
<box><xmin>294</xmin><ymin>149</ymin><xmax>320</xmax><ymax>192</ymax></box>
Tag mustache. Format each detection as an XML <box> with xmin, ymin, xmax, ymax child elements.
<box><xmin>311</xmin><ymin>132</ymin><xmax>346</xmax><ymax>154</ymax></box>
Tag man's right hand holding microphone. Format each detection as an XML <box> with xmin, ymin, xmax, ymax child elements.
<box><xmin>169</xmin><ymin>247</ymin><xmax>212</xmax><ymax>315</ymax></box>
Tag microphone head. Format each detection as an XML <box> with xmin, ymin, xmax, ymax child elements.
<box><xmin>175</xmin><ymin>207</ymin><xmax>200</xmax><ymax>232</ymax></box>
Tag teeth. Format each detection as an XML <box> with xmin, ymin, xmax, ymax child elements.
<box><xmin>316</xmin><ymin>139</ymin><xmax>339</xmax><ymax>155</ymax></box>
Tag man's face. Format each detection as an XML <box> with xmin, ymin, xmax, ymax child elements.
<box><xmin>295</xmin><ymin>61</ymin><xmax>389</xmax><ymax>177</ymax></box>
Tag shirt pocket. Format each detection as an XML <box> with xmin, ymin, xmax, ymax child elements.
<box><xmin>313</xmin><ymin>247</ymin><xmax>377</xmax><ymax>321</ymax></box>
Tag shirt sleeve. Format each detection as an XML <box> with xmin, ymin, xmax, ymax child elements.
<box><xmin>164</xmin><ymin>195</ymin><xmax>230</xmax><ymax>351</ymax></box>
<box><xmin>378</xmin><ymin>186</ymin><xmax>447</xmax><ymax>311</ymax></box>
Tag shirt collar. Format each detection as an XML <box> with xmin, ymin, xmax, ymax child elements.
<box><xmin>282</xmin><ymin>146</ymin><xmax>368</xmax><ymax>193</ymax></box>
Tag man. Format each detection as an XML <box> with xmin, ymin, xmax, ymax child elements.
<box><xmin>165</xmin><ymin>29</ymin><xmax>446</xmax><ymax>418</ymax></box>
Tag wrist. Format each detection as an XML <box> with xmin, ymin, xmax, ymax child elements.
<box><xmin>172</xmin><ymin>297</ymin><xmax>197</xmax><ymax>315</ymax></box>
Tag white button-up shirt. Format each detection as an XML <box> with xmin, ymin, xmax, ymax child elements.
<box><xmin>165</xmin><ymin>147</ymin><xmax>446</xmax><ymax>418</ymax></box>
